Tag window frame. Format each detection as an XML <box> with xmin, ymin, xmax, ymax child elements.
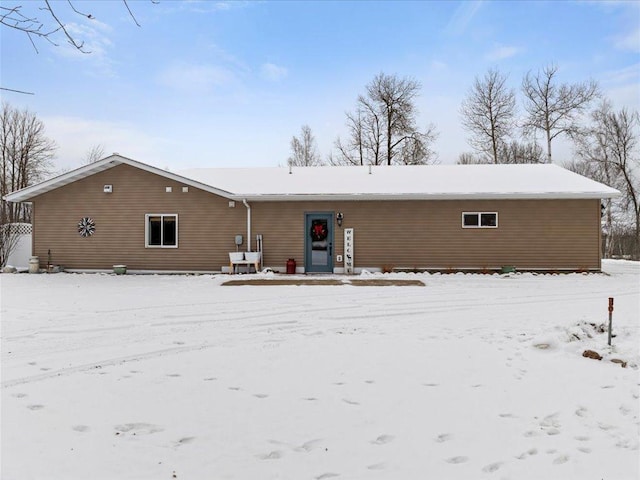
<box><xmin>145</xmin><ymin>213</ymin><xmax>179</xmax><ymax>248</ymax></box>
<box><xmin>461</xmin><ymin>212</ymin><xmax>498</xmax><ymax>229</ymax></box>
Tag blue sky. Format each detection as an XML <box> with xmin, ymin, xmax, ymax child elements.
<box><xmin>1</xmin><ymin>0</ymin><xmax>638</xmax><ymax>172</ymax></box>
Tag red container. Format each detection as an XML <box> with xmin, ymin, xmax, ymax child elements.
<box><xmin>286</xmin><ymin>258</ymin><xmax>296</xmax><ymax>274</ymax></box>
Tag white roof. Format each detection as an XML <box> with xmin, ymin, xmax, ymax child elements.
<box><xmin>179</xmin><ymin>163</ymin><xmax>620</xmax><ymax>201</ymax></box>
<box><xmin>4</xmin><ymin>154</ymin><xmax>235</xmax><ymax>203</ymax></box>
<box><xmin>4</xmin><ymin>154</ymin><xmax>620</xmax><ymax>203</ymax></box>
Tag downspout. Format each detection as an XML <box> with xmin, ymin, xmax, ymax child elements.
<box><xmin>242</xmin><ymin>199</ymin><xmax>251</xmax><ymax>251</ymax></box>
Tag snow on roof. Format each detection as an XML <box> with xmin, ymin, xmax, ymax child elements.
<box><xmin>179</xmin><ymin>163</ymin><xmax>620</xmax><ymax>201</ymax></box>
<box><xmin>4</xmin><ymin>154</ymin><xmax>620</xmax><ymax>203</ymax></box>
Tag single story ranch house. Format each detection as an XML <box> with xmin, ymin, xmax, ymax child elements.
<box><xmin>4</xmin><ymin>154</ymin><xmax>619</xmax><ymax>273</ymax></box>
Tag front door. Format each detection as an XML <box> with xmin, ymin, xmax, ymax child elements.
<box><xmin>305</xmin><ymin>213</ymin><xmax>333</xmax><ymax>273</ymax></box>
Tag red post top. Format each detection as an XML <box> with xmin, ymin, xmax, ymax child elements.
<box><xmin>608</xmin><ymin>297</ymin><xmax>614</xmax><ymax>313</ymax></box>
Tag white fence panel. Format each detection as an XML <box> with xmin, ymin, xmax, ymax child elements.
<box><xmin>5</xmin><ymin>223</ymin><xmax>33</xmax><ymax>269</ymax></box>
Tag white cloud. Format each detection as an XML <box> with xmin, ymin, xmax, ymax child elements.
<box><xmin>42</xmin><ymin>116</ymin><xmax>174</xmax><ymax>173</ymax></box>
<box><xmin>485</xmin><ymin>44</ymin><xmax>521</xmax><ymax>61</ymax></box>
<box><xmin>429</xmin><ymin>60</ymin><xmax>448</xmax><ymax>72</ymax></box>
<box><xmin>51</xmin><ymin>20</ymin><xmax>116</xmax><ymax>77</ymax></box>
<box><xmin>602</xmin><ymin>62</ymin><xmax>640</xmax><ymax>85</ymax></box>
<box><xmin>614</xmin><ymin>27</ymin><xmax>640</xmax><ymax>53</ymax></box>
<box><xmin>156</xmin><ymin>63</ymin><xmax>235</xmax><ymax>93</ymax></box>
<box><xmin>207</xmin><ymin>43</ymin><xmax>251</xmax><ymax>73</ymax></box>
<box><xmin>446</xmin><ymin>1</ymin><xmax>483</xmax><ymax>35</ymax></box>
<box><xmin>601</xmin><ymin>63</ymin><xmax>640</xmax><ymax>108</ymax></box>
<box><xmin>261</xmin><ymin>63</ymin><xmax>288</xmax><ymax>82</ymax></box>
<box><xmin>176</xmin><ymin>0</ymin><xmax>250</xmax><ymax>14</ymax></box>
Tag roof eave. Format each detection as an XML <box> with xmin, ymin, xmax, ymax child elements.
<box><xmin>3</xmin><ymin>154</ymin><xmax>236</xmax><ymax>202</ymax></box>
<box><xmin>233</xmin><ymin>191</ymin><xmax>621</xmax><ymax>202</ymax></box>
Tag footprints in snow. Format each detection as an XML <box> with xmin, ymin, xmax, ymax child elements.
<box><xmin>482</xmin><ymin>461</ymin><xmax>503</xmax><ymax>473</ymax></box>
<box><xmin>257</xmin><ymin>433</ymin><xmax>395</xmax><ymax>478</ymax></box>
<box><xmin>515</xmin><ymin>447</ymin><xmax>538</xmax><ymax>460</ymax></box>
<box><xmin>112</xmin><ymin>423</ymin><xmax>197</xmax><ymax>449</ymax></box>
<box><xmin>175</xmin><ymin>436</ymin><xmax>196</xmax><ymax>446</ymax></box>
<box><xmin>552</xmin><ymin>454</ymin><xmax>570</xmax><ymax>465</ymax></box>
<box><xmin>446</xmin><ymin>456</ymin><xmax>468</xmax><ymax>464</ymax></box>
<box><xmin>295</xmin><ymin>438</ymin><xmax>324</xmax><ymax>452</ymax></box>
<box><xmin>114</xmin><ymin>422</ymin><xmax>164</xmax><ymax>435</ymax></box>
<box><xmin>435</xmin><ymin>433</ymin><xmax>453</xmax><ymax>443</ymax></box>
<box><xmin>445</xmin><ymin>456</ymin><xmax>504</xmax><ymax>474</ymax></box>
<box><xmin>11</xmin><ymin>391</ymin><xmax>45</xmax><ymax>411</ymax></box>
<box><xmin>371</xmin><ymin>434</ymin><xmax>394</xmax><ymax>445</ymax></box>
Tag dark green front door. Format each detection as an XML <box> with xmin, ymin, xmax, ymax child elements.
<box><xmin>305</xmin><ymin>213</ymin><xmax>333</xmax><ymax>273</ymax></box>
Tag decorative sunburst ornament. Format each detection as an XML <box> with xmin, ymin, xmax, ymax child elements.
<box><xmin>78</xmin><ymin>217</ymin><xmax>96</xmax><ymax>237</ymax></box>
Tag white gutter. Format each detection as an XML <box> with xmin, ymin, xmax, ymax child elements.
<box><xmin>242</xmin><ymin>198</ymin><xmax>251</xmax><ymax>251</ymax></box>
<box><xmin>230</xmin><ymin>191</ymin><xmax>621</xmax><ymax>202</ymax></box>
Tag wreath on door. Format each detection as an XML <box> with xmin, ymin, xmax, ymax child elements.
<box><xmin>78</xmin><ymin>217</ymin><xmax>96</xmax><ymax>237</ymax></box>
<box><xmin>310</xmin><ymin>220</ymin><xmax>328</xmax><ymax>241</ymax></box>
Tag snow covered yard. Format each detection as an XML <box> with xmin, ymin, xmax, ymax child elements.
<box><xmin>1</xmin><ymin>261</ymin><xmax>638</xmax><ymax>480</ymax></box>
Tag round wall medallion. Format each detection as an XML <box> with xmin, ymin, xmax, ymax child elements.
<box><xmin>78</xmin><ymin>217</ymin><xmax>96</xmax><ymax>237</ymax></box>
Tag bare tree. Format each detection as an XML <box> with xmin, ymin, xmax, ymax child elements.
<box><xmin>457</xmin><ymin>152</ymin><xmax>484</xmax><ymax>165</ymax></box>
<box><xmin>1</xmin><ymin>102</ymin><xmax>56</xmax><ymax>225</ymax></box>
<box><xmin>334</xmin><ymin>103</ymin><xmax>383</xmax><ymax>166</ymax></box>
<box><xmin>497</xmin><ymin>140</ymin><xmax>545</xmax><ymax>164</ymax></box>
<box><xmin>334</xmin><ymin>73</ymin><xmax>437</xmax><ymax>166</ymax></box>
<box><xmin>460</xmin><ymin>68</ymin><xmax>516</xmax><ymax>164</ymax></box>
<box><xmin>287</xmin><ymin>125</ymin><xmax>323</xmax><ymax>167</ymax></box>
<box><xmin>397</xmin><ymin>126</ymin><xmax>439</xmax><ymax>165</ymax></box>
<box><xmin>571</xmin><ymin>101</ymin><xmax>640</xmax><ymax>259</ymax></box>
<box><xmin>600</xmin><ymin>107</ymin><xmax>640</xmax><ymax>259</ymax></box>
<box><xmin>368</xmin><ymin>73</ymin><xmax>437</xmax><ymax>165</ymax></box>
<box><xmin>83</xmin><ymin>144</ymin><xmax>105</xmax><ymax>164</ymax></box>
<box><xmin>522</xmin><ymin>64</ymin><xmax>599</xmax><ymax>162</ymax></box>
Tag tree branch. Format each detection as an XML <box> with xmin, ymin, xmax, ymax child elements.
<box><xmin>0</xmin><ymin>87</ymin><xmax>35</xmax><ymax>95</ymax></box>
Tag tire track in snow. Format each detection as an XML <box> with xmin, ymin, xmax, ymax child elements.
<box><xmin>1</xmin><ymin>343</ymin><xmax>212</xmax><ymax>388</ymax></box>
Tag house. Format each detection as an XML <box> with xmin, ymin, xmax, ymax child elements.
<box><xmin>3</xmin><ymin>154</ymin><xmax>620</xmax><ymax>273</ymax></box>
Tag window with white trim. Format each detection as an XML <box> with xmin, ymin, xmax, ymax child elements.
<box><xmin>145</xmin><ymin>214</ymin><xmax>178</xmax><ymax>247</ymax></box>
<box><xmin>462</xmin><ymin>212</ymin><xmax>498</xmax><ymax>228</ymax></box>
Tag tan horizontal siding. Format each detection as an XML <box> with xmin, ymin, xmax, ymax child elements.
<box><xmin>31</xmin><ymin>164</ymin><xmax>601</xmax><ymax>271</ymax></box>
<box><xmin>32</xmin><ymin>164</ymin><xmax>246</xmax><ymax>270</ymax></box>
<box><xmin>252</xmin><ymin>199</ymin><xmax>601</xmax><ymax>271</ymax></box>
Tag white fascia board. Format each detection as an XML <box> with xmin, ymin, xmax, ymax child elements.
<box><xmin>4</xmin><ymin>157</ymin><xmax>120</xmax><ymax>202</ymax></box>
<box><xmin>4</xmin><ymin>154</ymin><xmax>235</xmax><ymax>202</ymax></box>
<box><xmin>232</xmin><ymin>191</ymin><xmax>621</xmax><ymax>202</ymax></box>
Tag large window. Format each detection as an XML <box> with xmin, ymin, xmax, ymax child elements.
<box><xmin>462</xmin><ymin>212</ymin><xmax>498</xmax><ymax>228</ymax></box>
<box><xmin>146</xmin><ymin>214</ymin><xmax>178</xmax><ymax>247</ymax></box>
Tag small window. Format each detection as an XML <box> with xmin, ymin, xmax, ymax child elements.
<box><xmin>146</xmin><ymin>214</ymin><xmax>178</xmax><ymax>247</ymax></box>
<box><xmin>463</xmin><ymin>213</ymin><xmax>479</xmax><ymax>227</ymax></box>
<box><xmin>480</xmin><ymin>213</ymin><xmax>497</xmax><ymax>227</ymax></box>
<box><xmin>462</xmin><ymin>212</ymin><xmax>498</xmax><ymax>229</ymax></box>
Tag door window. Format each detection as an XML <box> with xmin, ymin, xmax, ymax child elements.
<box><xmin>310</xmin><ymin>219</ymin><xmax>329</xmax><ymax>266</ymax></box>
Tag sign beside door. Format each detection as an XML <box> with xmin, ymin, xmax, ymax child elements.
<box><xmin>344</xmin><ymin>228</ymin><xmax>354</xmax><ymax>274</ymax></box>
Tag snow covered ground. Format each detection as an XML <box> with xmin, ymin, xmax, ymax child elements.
<box><xmin>1</xmin><ymin>261</ymin><xmax>638</xmax><ymax>480</ymax></box>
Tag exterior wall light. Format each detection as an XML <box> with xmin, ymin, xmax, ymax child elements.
<box><xmin>336</xmin><ymin>212</ymin><xmax>344</xmax><ymax>227</ymax></box>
